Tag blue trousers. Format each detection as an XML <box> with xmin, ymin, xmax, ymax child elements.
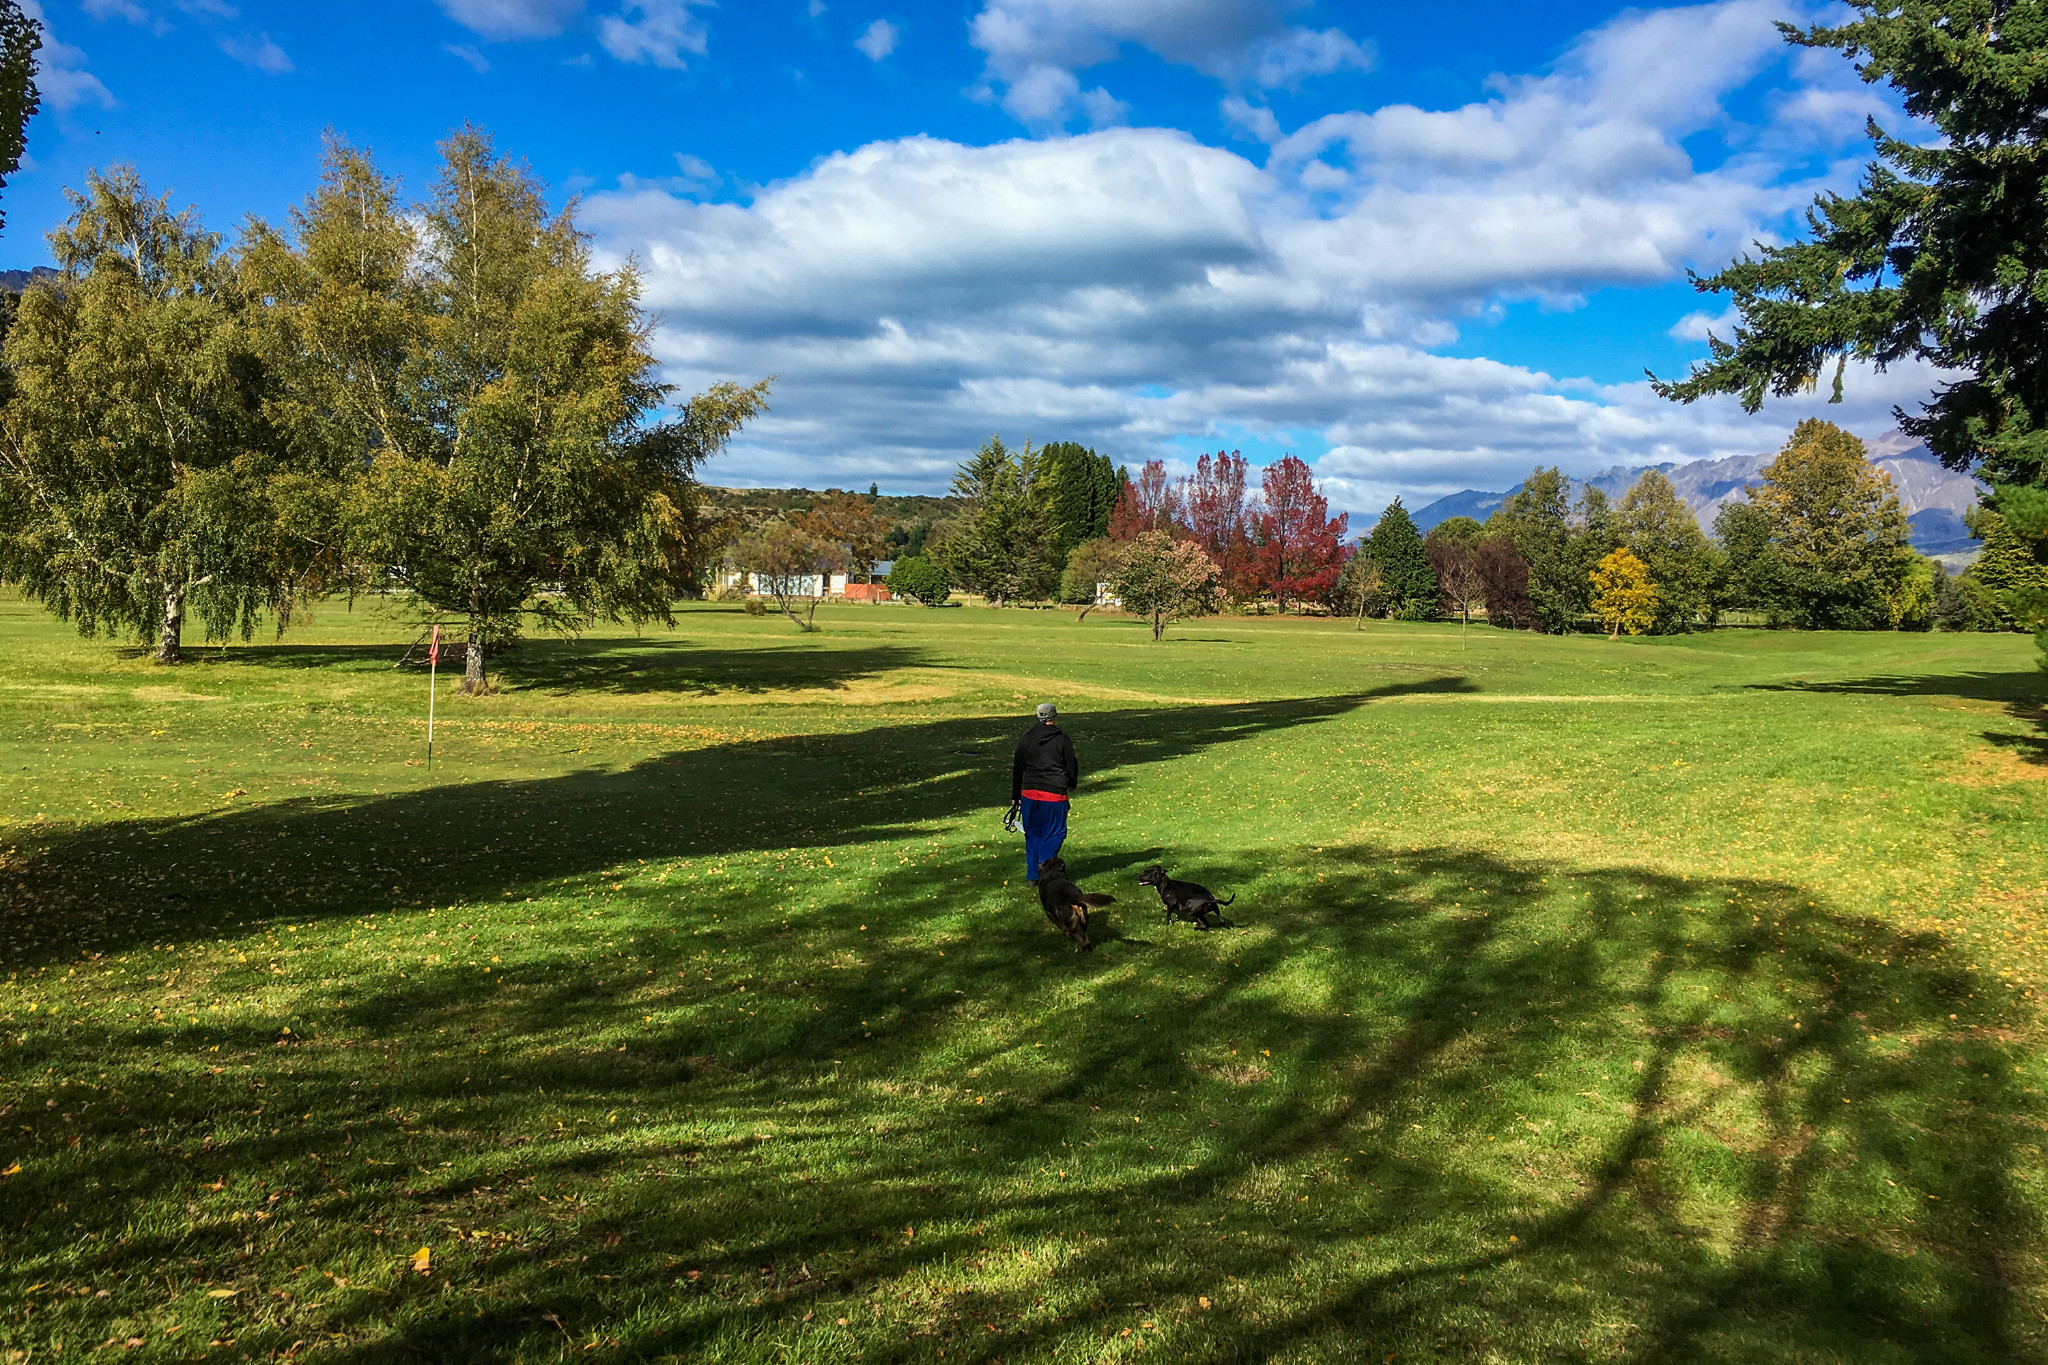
<box><xmin>1022</xmin><ymin>797</ymin><xmax>1069</xmax><ymax>881</ymax></box>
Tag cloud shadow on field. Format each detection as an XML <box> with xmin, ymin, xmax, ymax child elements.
<box><xmin>5</xmin><ymin>837</ymin><xmax>2037</xmax><ymax>1362</ymax></box>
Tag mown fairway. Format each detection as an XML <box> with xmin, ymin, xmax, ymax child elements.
<box><xmin>2</xmin><ymin>595</ymin><xmax>2046</xmax><ymax>1363</ymax></box>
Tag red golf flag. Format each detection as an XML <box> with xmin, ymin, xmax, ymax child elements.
<box><xmin>428</xmin><ymin>624</ymin><xmax>441</xmax><ymax>666</ymax></box>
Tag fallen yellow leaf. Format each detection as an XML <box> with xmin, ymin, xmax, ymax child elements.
<box><xmin>411</xmin><ymin>1246</ymin><xmax>431</xmax><ymax>1274</ymax></box>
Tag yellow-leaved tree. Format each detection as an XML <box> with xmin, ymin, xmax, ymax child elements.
<box><xmin>1591</xmin><ymin>547</ymin><xmax>1656</xmax><ymax>639</ymax></box>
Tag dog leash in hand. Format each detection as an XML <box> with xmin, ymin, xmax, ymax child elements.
<box><xmin>1002</xmin><ymin>799</ymin><xmax>1022</xmax><ymax>833</ymax></box>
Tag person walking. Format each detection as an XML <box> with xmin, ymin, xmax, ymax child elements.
<box><xmin>1012</xmin><ymin>701</ymin><xmax>1078</xmax><ymax>883</ymax></box>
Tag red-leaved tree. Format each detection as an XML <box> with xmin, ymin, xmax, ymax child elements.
<box><xmin>1182</xmin><ymin>450</ymin><xmax>1259</xmax><ymax>600</ymax></box>
<box><xmin>1254</xmin><ymin>455</ymin><xmax>1348</xmax><ymax>611</ymax></box>
<box><xmin>1109</xmin><ymin>459</ymin><xmax>1182</xmax><ymax>541</ymax></box>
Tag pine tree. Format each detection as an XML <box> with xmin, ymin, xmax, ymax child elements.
<box><xmin>942</xmin><ymin>435</ymin><xmax>1060</xmax><ymax>604</ymax></box>
<box><xmin>1041</xmin><ymin>441</ymin><xmax>1118</xmax><ymax>553</ymax></box>
<box><xmin>1366</xmin><ymin>498</ymin><xmax>1435</xmax><ymax>619</ymax></box>
<box><xmin>1652</xmin><ymin>1</ymin><xmax>2048</xmax><ymax>496</ymax></box>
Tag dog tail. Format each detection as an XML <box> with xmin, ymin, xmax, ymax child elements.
<box><xmin>1080</xmin><ymin>893</ymin><xmax>1116</xmax><ymax>907</ymax></box>
<box><xmin>1216</xmin><ymin>892</ymin><xmax>1236</xmax><ymax>906</ymax></box>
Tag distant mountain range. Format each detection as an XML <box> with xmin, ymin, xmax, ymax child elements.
<box><xmin>1408</xmin><ymin>431</ymin><xmax>1985</xmax><ymax>557</ymax></box>
<box><xmin>0</xmin><ymin>267</ymin><xmax>57</xmax><ymax>292</ymax></box>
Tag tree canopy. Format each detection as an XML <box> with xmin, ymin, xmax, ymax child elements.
<box><xmin>0</xmin><ymin>0</ymin><xmax>37</xmax><ymax>235</ymax></box>
<box><xmin>1749</xmin><ymin>419</ymin><xmax>1912</xmax><ymax>629</ymax></box>
<box><xmin>1650</xmin><ymin>0</ymin><xmax>2048</xmax><ymax>502</ymax></box>
<box><xmin>1367</xmin><ymin>498</ymin><xmax>1435</xmax><ymax>620</ymax></box>
<box><xmin>247</xmin><ymin>131</ymin><xmax>769</xmax><ymax>690</ymax></box>
<box><xmin>0</xmin><ymin>169</ymin><xmax>287</xmax><ymax>663</ymax></box>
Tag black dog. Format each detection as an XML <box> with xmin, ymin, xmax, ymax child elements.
<box><xmin>1036</xmin><ymin>857</ymin><xmax>1114</xmax><ymax>952</ymax></box>
<box><xmin>1137</xmin><ymin>865</ymin><xmax>1235</xmax><ymax>930</ymax></box>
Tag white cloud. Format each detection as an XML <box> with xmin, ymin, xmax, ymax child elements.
<box><xmin>1668</xmin><ymin>305</ymin><xmax>1739</xmax><ymax>342</ymax></box>
<box><xmin>81</xmin><ymin>0</ymin><xmax>151</xmax><ymax>23</ymax></box>
<box><xmin>1251</xmin><ymin>26</ymin><xmax>1370</xmax><ymax>88</ymax></box>
<box><xmin>970</xmin><ymin>0</ymin><xmax>1371</xmax><ymax>127</ymax></box>
<box><xmin>20</xmin><ymin>2</ymin><xmax>116</xmax><ymax>109</ymax></box>
<box><xmin>436</xmin><ymin>0</ymin><xmax>583</xmax><ymax>40</ymax></box>
<box><xmin>855</xmin><ymin>18</ymin><xmax>896</xmax><ymax>61</ymax></box>
<box><xmin>598</xmin><ymin>0</ymin><xmax>710</xmax><ymax>69</ymax></box>
<box><xmin>219</xmin><ymin>31</ymin><xmax>291</xmax><ymax>74</ymax></box>
<box><xmin>1220</xmin><ymin>95</ymin><xmax>1280</xmax><ymax>145</ymax></box>
<box><xmin>446</xmin><ymin>42</ymin><xmax>491</xmax><ymax>73</ymax></box>
<box><xmin>582</xmin><ymin>1</ymin><xmax>1928</xmax><ymax>507</ymax></box>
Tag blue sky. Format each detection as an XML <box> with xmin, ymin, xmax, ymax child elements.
<box><xmin>9</xmin><ymin>0</ymin><xmax>1936</xmax><ymax>515</ymax></box>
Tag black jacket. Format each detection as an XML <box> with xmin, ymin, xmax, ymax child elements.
<box><xmin>1012</xmin><ymin>720</ymin><xmax>1078</xmax><ymax>799</ymax></box>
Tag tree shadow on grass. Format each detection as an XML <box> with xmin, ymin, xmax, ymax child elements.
<box><xmin>1754</xmin><ymin>672</ymin><xmax>2048</xmax><ymax>769</ymax></box>
<box><xmin>1746</xmin><ymin>670</ymin><xmax>2041</xmax><ymax>706</ymax></box>
<box><xmin>5</xmin><ymin>839</ymin><xmax>2038</xmax><ymax>1364</ymax></box>
<box><xmin>166</xmin><ymin>634</ymin><xmax>939</xmax><ymax>700</ymax></box>
<box><xmin>2</xmin><ymin>683</ymin><xmax>1458</xmax><ymax>967</ymax></box>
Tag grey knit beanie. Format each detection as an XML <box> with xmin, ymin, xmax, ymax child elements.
<box><xmin>1036</xmin><ymin>702</ymin><xmax>1057</xmax><ymax>721</ymax></box>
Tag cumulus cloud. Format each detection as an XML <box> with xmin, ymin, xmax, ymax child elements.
<box><xmin>219</xmin><ymin>31</ymin><xmax>291</xmax><ymax>74</ymax></box>
<box><xmin>21</xmin><ymin>1</ymin><xmax>116</xmax><ymax>109</ymax></box>
<box><xmin>971</xmin><ymin>0</ymin><xmax>1369</xmax><ymax>126</ymax></box>
<box><xmin>855</xmin><ymin>18</ymin><xmax>897</xmax><ymax>61</ymax></box>
<box><xmin>583</xmin><ymin>0</ymin><xmax>1924</xmax><ymax>508</ymax></box>
<box><xmin>436</xmin><ymin>0</ymin><xmax>583</xmax><ymax>40</ymax></box>
<box><xmin>598</xmin><ymin>0</ymin><xmax>710</xmax><ymax>68</ymax></box>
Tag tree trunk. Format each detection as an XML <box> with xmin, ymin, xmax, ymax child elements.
<box><xmin>1461</xmin><ymin>606</ymin><xmax>1469</xmax><ymax>650</ymax></box>
<box><xmin>1152</xmin><ymin>611</ymin><xmax>1165</xmax><ymax>642</ymax></box>
<box><xmin>1355</xmin><ymin>590</ymin><xmax>1368</xmax><ymax>630</ymax></box>
<box><xmin>155</xmin><ymin>586</ymin><xmax>184</xmax><ymax>665</ymax></box>
<box><xmin>462</xmin><ymin>618</ymin><xmax>488</xmax><ymax>694</ymax></box>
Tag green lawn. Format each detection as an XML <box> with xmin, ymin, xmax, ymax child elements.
<box><xmin>2</xmin><ymin>595</ymin><xmax>2046</xmax><ymax>1363</ymax></box>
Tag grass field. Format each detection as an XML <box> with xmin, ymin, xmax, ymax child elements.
<box><xmin>3</xmin><ymin>594</ymin><xmax>2046</xmax><ymax>1363</ymax></box>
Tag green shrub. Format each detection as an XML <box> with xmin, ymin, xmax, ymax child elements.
<box><xmin>887</xmin><ymin>556</ymin><xmax>951</xmax><ymax>606</ymax></box>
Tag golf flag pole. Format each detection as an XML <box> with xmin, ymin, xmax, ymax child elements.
<box><xmin>427</xmin><ymin>625</ymin><xmax>440</xmax><ymax>772</ymax></box>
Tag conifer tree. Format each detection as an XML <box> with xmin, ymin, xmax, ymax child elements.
<box><xmin>1366</xmin><ymin>498</ymin><xmax>1435</xmax><ymax>620</ymax></box>
<box><xmin>1040</xmin><ymin>441</ymin><xmax>1118</xmax><ymax>553</ymax></box>
<box><xmin>1652</xmin><ymin>0</ymin><xmax>2048</xmax><ymax>500</ymax></box>
<box><xmin>942</xmin><ymin>435</ymin><xmax>1059</xmax><ymax>604</ymax></box>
